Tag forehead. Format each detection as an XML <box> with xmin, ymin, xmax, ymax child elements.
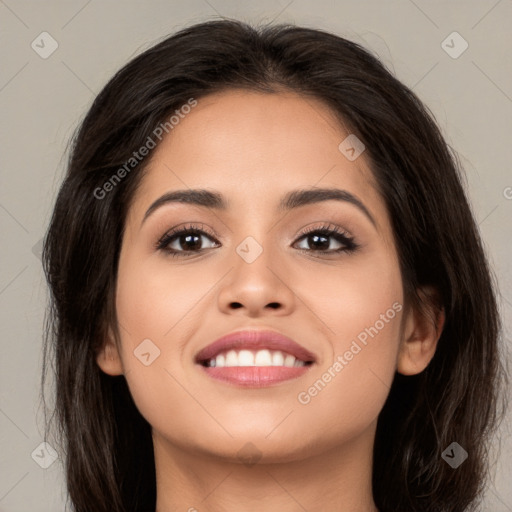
<box><xmin>128</xmin><ymin>89</ymin><xmax>385</xmax><ymax>225</ymax></box>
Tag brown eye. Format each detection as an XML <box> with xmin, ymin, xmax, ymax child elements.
<box><xmin>156</xmin><ymin>224</ymin><xmax>220</xmax><ymax>257</ymax></box>
<box><xmin>293</xmin><ymin>225</ymin><xmax>358</xmax><ymax>255</ymax></box>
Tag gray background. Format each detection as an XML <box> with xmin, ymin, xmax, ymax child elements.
<box><xmin>1</xmin><ymin>1</ymin><xmax>511</xmax><ymax>511</ymax></box>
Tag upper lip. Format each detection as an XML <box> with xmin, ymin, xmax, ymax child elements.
<box><xmin>195</xmin><ymin>329</ymin><xmax>317</xmax><ymax>364</ymax></box>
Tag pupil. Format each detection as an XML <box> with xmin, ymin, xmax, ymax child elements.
<box><xmin>181</xmin><ymin>233</ymin><xmax>201</xmax><ymax>250</ymax></box>
<box><xmin>310</xmin><ymin>234</ymin><xmax>328</xmax><ymax>250</ymax></box>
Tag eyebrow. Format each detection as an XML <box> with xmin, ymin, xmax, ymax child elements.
<box><xmin>141</xmin><ymin>187</ymin><xmax>377</xmax><ymax>228</ymax></box>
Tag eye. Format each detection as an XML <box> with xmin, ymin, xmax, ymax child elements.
<box><xmin>155</xmin><ymin>222</ymin><xmax>359</xmax><ymax>258</ymax></box>
<box><xmin>293</xmin><ymin>223</ymin><xmax>358</xmax><ymax>255</ymax></box>
<box><xmin>156</xmin><ymin>223</ymin><xmax>220</xmax><ymax>257</ymax></box>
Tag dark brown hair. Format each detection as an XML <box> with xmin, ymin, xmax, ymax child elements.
<box><xmin>42</xmin><ymin>19</ymin><xmax>507</xmax><ymax>512</ymax></box>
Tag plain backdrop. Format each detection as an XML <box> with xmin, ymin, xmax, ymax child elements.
<box><xmin>0</xmin><ymin>1</ymin><xmax>511</xmax><ymax>511</ymax></box>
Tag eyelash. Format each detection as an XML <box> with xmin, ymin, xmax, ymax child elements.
<box><xmin>155</xmin><ymin>222</ymin><xmax>359</xmax><ymax>258</ymax></box>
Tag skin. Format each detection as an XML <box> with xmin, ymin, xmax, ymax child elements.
<box><xmin>96</xmin><ymin>89</ymin><xmax>445</xmax><ymax>512</ymax></box>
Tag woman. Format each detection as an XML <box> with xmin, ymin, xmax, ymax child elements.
<box><xmin>42</xmin><ymin>19</ymin><xmax>507</xmax><ymax>512</ymax></box>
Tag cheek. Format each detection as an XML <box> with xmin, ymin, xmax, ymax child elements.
<box><xmin>323</xmin><ymin>265</ymin><xmax>403</xmax><ymax>361</ymax></box>
<box><xmin>293</xmin><ymin>252</ymin><xmax>403</xmax><ymax>429</ymax></box>
<box><xmin>115</xmin><ymin>248</ymin><xmax>219</xmax><ymax>376</ymax></box>
<box><xmin>112</xmin><ymin>252</ymin><xmax>200</xmax><ymax>422</ymax></box>
<box><xmin>115</xmin><ymin>251</ymin><xmax>203</xmax><ymax>337</ymax></box>
<box><xmin>300</xmin><ymin>247</ymin><xmax>403</xmax><ymax>354</ymax></box>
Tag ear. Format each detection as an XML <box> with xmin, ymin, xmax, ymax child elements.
<box><xmin>95</xmin><ymin>326</ymin><xmax>124</xmax><ymax>376</ymax></box>
<box><xmin>397</xmin><ymin>286</ymin><xmax>445</xmax><ymax>376</ymax></box>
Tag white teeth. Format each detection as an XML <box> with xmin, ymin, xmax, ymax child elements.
<box><xmin>284</xmin><ymin>354</ymin><xmax>296</xmax><ymax>367</ymax></box>
<box><xmin>225</xmin><ymin>350</ymin><xmax>238</xmax><ymax>366</ymax></box>
<box><xmin>206</xmin><ymin>349</ymin><xmax>308</xmax><ymax>368</ymax></box>
<box><xmin>238</xmin><ymin>350</ymin><xmax>254</xmax><ymax>366</ymax></box>
<box><xmin>255</xmin><ymin>349</ymin><xmax>272</xmax><ymax>366</ymax></box>
<box><xmin>271</xmin><ymin>351</ymin><xmax>284</xmax><ymax>366</ymax></box>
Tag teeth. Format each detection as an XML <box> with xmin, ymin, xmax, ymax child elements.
<box><xmin>284</xmin><ymin>354</ymin><xmax>295</xmax><ymax>367</ymax></box>
<box><xmin>238</xmin><ymin>350</ymin><xmax>254</xmax><ymax>366</ymax></box>
<box><xmin>225</xmin><ymin>350</ymin><xmax>238</xmax><ymax>367</ymax></box>
<box><xmin>272</xmin><ymin>351</ymin><xmax>284</xmax><ymax>366</ymax></box>
<box><xmin>255</xmin><ymin>349</ymin><xmax>272</xmax><ymax>366</ymax></box>
<box><xmin>206</xmin><ymin>349</ymin><xmax>307</xmax><ymax>368</ymax></box>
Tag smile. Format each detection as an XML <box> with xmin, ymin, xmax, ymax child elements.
<box><xmin>195</xmin><ymin>329</ymin><xmax>316</xmax><ymax>387</ymax></box>
<box><xmin>202</xmin><ymin>348</ymin><xmax>311</xmax><ymax>368</ymax></box>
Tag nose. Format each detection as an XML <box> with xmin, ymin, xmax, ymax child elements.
<box><xmin>216</xmin><ymin>240</ymin><xmax>297</xmax><ymax>318</ymax></box>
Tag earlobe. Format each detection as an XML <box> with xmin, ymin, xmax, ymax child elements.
<box><xmin>397</xmin><ymin>287</ymin><xmax>445</xmax><ymax>376</ymax></box>
<box><xmin>95</xmin><ymin>328</ymin><xmax>124</xmax><ymax>376</ymax></box>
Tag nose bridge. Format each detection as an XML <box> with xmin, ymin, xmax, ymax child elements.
<box><xmin>216</xmin><ymin>231</ymin><xmax>295</xmax><ymax>315</ymax></box>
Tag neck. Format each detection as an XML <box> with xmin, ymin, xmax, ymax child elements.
<box><xmin>153</xmin><ymin>421</ymin><xmax>379</xmax><ymax>512</ymax></box>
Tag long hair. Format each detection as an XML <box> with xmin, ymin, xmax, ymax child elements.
<box><xmin>41</xmin><ymin>19</ymin><xmax>507</xmax><ymax>512</ymax></box>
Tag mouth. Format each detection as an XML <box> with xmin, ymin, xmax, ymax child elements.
<box><xmin>195</xmin><ymin>329</ymin><xmax>316</xmax><ymax>388</ymax></box>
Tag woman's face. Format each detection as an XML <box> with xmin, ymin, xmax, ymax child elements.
<box><xmin>99</xmin><ymin>89</ymin><xmax>416</xmax><ymax>463</ymax></box>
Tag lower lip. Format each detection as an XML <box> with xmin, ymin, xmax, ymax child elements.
<box><xmin>198</xmin><ymin>365</ymin><xmax>312</xmax><ymax>387</ymax></box>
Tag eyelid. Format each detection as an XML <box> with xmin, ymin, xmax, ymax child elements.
<box><xmin>156</xmin><ymin>222</ymin><xmax>218</xmax><ymax>243</ymax></box>
<box><xmin>295</xmin><ymin>221</ymin><xmax>353</xmax><ymax>239</ymax></box>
